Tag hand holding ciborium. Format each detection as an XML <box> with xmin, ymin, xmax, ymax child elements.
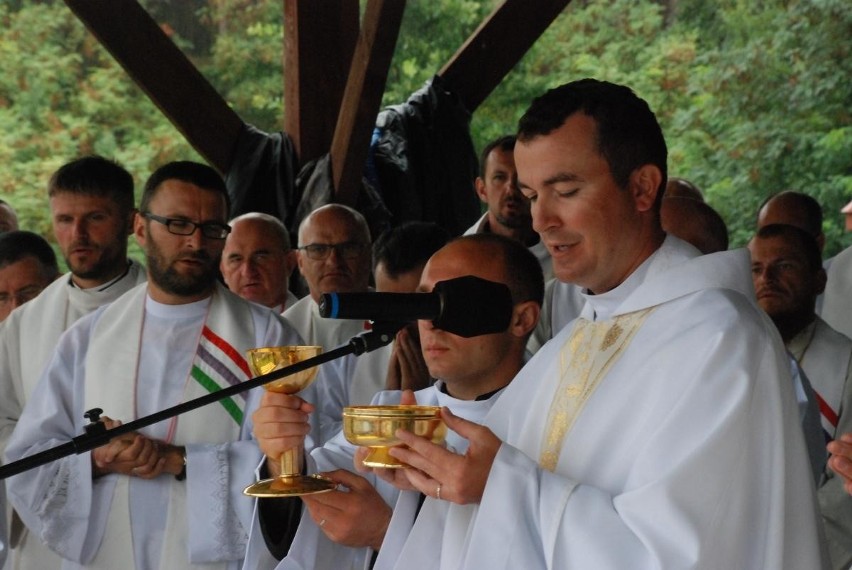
<box><xmin>244</xmin><ymin>346</ymin><xmax>336</xmax><ymax>497</ymax></box>
<box><xmin>343</xmin><ymin>405</ymin><xmax>447</xmax><ymax>469</ymax></box>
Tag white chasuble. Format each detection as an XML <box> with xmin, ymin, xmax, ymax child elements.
<box><xmin>83</xmin><ymin>283</ymin><xmax>256</xmax><ymax>570</ymax></box>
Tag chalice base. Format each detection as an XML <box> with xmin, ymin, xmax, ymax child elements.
<box><xmin>243</xmin><ymin>474</ymin><xmax>336</xmax><ymax>498</ymax></box>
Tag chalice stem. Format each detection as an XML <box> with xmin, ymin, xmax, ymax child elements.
<box><xmin>279</xmin><ymin>447</ymin><xmax>303</xmax><ymax>479</ymax></box>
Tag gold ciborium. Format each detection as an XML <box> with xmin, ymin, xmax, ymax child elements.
<box><xmin>243</xmin><ymin>346</ymin><xmax>335</xmax><ymax>497</ymax></box>
<box><xmin>343</xmin><ymin>405</ymin><xmax>447</xmax><ymax>468</ymax></box>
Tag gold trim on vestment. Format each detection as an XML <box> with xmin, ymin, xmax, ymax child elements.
<box><xmin>539</xmin><ymin>308</ymin><xmax>655</xmax><ymax>471</ymax></box>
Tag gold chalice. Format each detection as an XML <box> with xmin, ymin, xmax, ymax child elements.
<box><xmin>343</xmin><ymin>405</ymin><xmax>447</xmax><ymax>468</ymax></box>
<box><xmin>243</xmin><ymin>346</ymin><xmax>335</xmax><ymax>497</ymax></box>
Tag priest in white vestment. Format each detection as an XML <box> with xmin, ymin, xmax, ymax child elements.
<box><xmin>5</xmin><ymin>162</ymin><xmax>305</xmax><ymax>570</ymax></box>
<box><xmin>372</xmin><ymin>80</ymin><xmax>827</xmax><ymax>569</ymax></box>
<box><xmin>242</xmin><ymin>235</ymin><xmax>543</xmax><ymax>570</ymax></box>
<box><xmin>0</xmin><ymin>155</ymin><xmax>146</xmax><ymax>570</ymax></box>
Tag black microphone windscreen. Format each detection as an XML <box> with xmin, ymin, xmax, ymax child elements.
<box><xmin>318</xmin><ymin>276</ymin><xmax>513</xmax><ymax>338</ymax></box>
<box><xmin>432</xmin><ymin>276</ymin><xmax>513</xmax><ymax>337</ymax></box>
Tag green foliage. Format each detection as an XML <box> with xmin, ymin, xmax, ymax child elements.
<box><xmin>201</xmin><ymin>0</ymin><xmax>284</xmax><ymax>129</ymax></box>
<box><xmin>0</xmin><ymin>1</ymin><xmax>199</xmax><ymax>267</ymax></box>
<box><xmin>670</xmin><ymin>0</ymin><xmax>852</xmax><ymax>254</ymax></box>
<box><xmin>382</xmin><ymin>0</ymin><xmax>492</xmax><ymax>106</ymax></box>
<box><xmin>0</xmin><ymin>0</ymin><xmax>849</xmax><ymax>266</ymax></box>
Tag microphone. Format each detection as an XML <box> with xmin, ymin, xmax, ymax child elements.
<box><xmin>318</xmin><ymin>275</ymin><xmax>513</xmax><ymax>338</ymax></box>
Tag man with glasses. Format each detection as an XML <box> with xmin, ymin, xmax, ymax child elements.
<box><xmin>286</xmin><ymin>203</ymin><xmax>372</xmax><ymax>350</ymax></box>
<box><xmin>0</xmin><ymin>156</ymin><xmax>147</xmax><ymax>570</ymax></box>
<box><xmin>282</xmin><ymin>204</ymin><xmax>373</xmax><ymax>442</ymax></box>
<box><xmin>5</xmin><ymin>161</ymin><xmax>303</xmax><ymax>570</ymax></box>
<box><xmin>0</xmin><ymin>231</ymin><xmax>59</xmax><ymax>322</ymax></box>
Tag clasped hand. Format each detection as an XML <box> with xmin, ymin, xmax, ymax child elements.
<box><xmin>91</xmin><ymin>417</ymin><xmax>183</xmax><ymax>479</ymax></box>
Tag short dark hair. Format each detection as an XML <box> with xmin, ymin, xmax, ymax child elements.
<box><xmin>757</xmin><ymin>191</ymin><xmax>823</xmax><ymax>238</ymax></box>
<box><xmin>140</xmin><ymin>161</ymin><xmax>230</xmax><ymax>214</ymax></box>
<box><xmin>453</xmin><ymin>233</ymin><xmax>544</xmax><ymax>308</ymax></box>
<box><xmin>517</xmin><ymin>79</ymin><xmax>667</xmax><ymax>210</ymax></box>
<box><xmin>372</xmin><ymin>222</ymin><xmax>451</xmax><ymax>277</ymax></box>
<box><xmin>753</xmin><ymin>224</ymin><xmax>822</xmax><ymax>273</ymax></box>
<box><xmin>0</xmin><ymin>230</ymin><xmax>60</xmax><ymax>278</ymax></box>
<box><xmin>47</xmin><ymin>156</ymin><xmax>135</xmax><ymax>216</ymax></box>
<box><xmin>478</xmin><ymin>135</ymin><xmax>516</xmax><ymax>178</ymax></box>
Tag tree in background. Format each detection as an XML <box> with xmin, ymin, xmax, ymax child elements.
<box><xmin>672</xmin><ymin>0</ymin><xmax>852</xmax><ymax>254</ymax></box>
<box><xmin>0</xmin><ymin>0</ymin><xmax>849</xmax><ymax>258</ymax></box>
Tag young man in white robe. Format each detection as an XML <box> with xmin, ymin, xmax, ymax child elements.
<box><xmin>369</xmin><ymin>79</ymin><xmax>827</xmax><ymax>569</ymax></box>
<box><xmin>241</xmin><ymin>234</ymin><xmax>543</xmax><ymax>570</ymax></box>
<box><xmin>0</xmin><ymin>156</ymin><xmax>147</xmax><ymax>570</ymax></box>
<box><xmin>5</xmin><ymin>161</ymin><xmax>304</xmax><ymax>570</ymax></box>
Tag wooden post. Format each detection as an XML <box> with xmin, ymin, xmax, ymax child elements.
<box><xmin>330</xmin><ymin>0</ymin><xmax>407</xmax><ymax>205</ymax></box>
<box><xmin>64</xmin><ymin>0</ymin><xmax>244</xmax><ymax>174</ymax></box>
<box><xmin>439</xmin><ymin>0</ymin><xmax>572</xmax><ymax>113</ymax></box>
<box><xmin>283</xmin><ymin>0</ymin><xmax>359</xmax><ymax>164</ymax></box>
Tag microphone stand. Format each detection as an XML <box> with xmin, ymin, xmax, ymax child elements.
<box><xmin>0</xmin><ymin>323</ymin><xmax>403</xmax><ymax>480</ymax></box>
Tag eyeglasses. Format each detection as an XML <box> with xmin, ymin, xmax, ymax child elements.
<box><xmin>0</xmin><ymin>285</ymin><xmax>44</xmax><ymax>308</ymax></box>
<box><xmin>143</xmin><ymin>213</ymin><xmax>231</xmax><ymax>240</ymax></box>
<box><xmin>298</xmin><ymin>242</ymin><xmax>367</xmax><ymax>260</ymax></box>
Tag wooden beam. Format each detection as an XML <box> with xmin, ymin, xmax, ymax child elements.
<box><xmin>438</xmin><ymin>0</ymin><xmax>572</xmax><ymax>112</ymax></box>
<box><xmin>64</xmin><ymin>0</ymin><xmax>243</xmax><ymax>174</ymax></box>
<box><xmin>284</xmin><ymin>0</ymin><xmax>359</xmax><ymax>164</ymax></box>
<box><xmin>330</xmin><ymin>0</ymin><xmax>406</xmax><ymax>206</ymax></box>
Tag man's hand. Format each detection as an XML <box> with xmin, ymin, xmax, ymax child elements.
<box><xmin>828</xmin><ymin>433</ymin><xmax>852</xmax><ymax>495</ymax></box>
<box><xmin>385</xmin><ymin>326</ymin><xmax>431</xmax><ymax>391</ymax></box>
<box><xmin>91</xmin><ymin>418</ymin><xmax>171</xmax><ymax>479</ymax></box>
<box><xmin>302</xmin><ymin>469</ymin><xmax>392</xmax><ymax>551</ymax></box>
<box><xmin>252</xmin><ymin>390</ymin><xmax>314</xmax><ymax>477</ymax></box>
<box><xmin>390</xmin><ymin>407</ymin><xmax>501</xmax><ymax>505</ymax></box>
<box><xmin>353</xmin><ymin>390</ymin><xmax>418</xmax><ymax>491</ymax></box>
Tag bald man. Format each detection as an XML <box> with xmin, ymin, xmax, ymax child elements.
<box><xmin>221</xmin><ymin>212</ymin><xmax>299</xmax><ymax>312</ymax></box>
<box><xmin>757</xmin><ymin>190</ymin><xmax>825</xmax><ymax>251</ymax></box>
<box><xmin>664</xmin><ymin>177</ymin><xmax>704</xmax><ymax>201</ymax></box>
<box><xmin>0</xmin><ymin>200</ymin><xmax>18</xmax><ymax>234</ymax></box>
<box><xmin>660</xmin><ymin>196</ymin><xmax>728</xmax><ymax>254</ymax></box>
